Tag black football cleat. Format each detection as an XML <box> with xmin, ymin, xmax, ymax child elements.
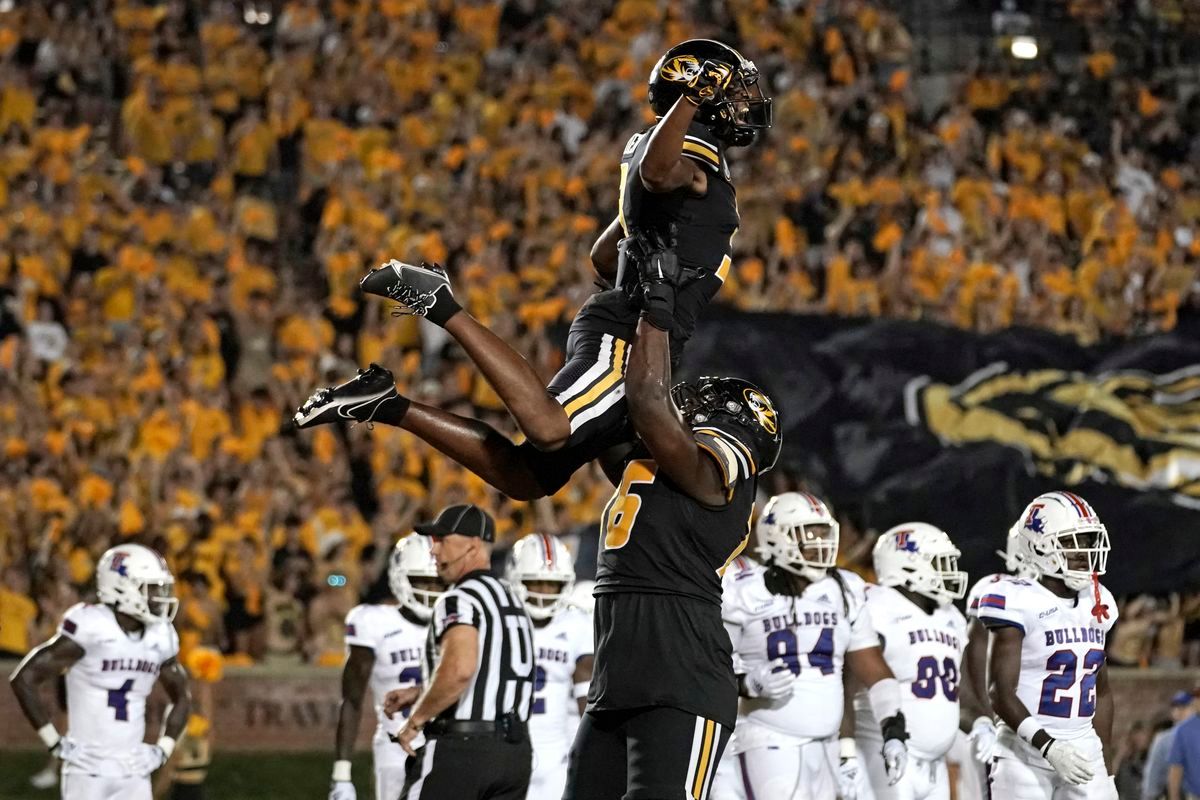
<box><xmin>359</xmin><ymin>259</ymin><xmax>461</xmax><ymax>325</ymax></box>
<box><xmin>294</xmin><ymin>364</ymin><xmax>400</xmax><ymax>428</ymax></box>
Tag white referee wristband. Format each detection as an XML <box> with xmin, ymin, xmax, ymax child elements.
<box><xmin>573</xmin><ymin>682</ymin><xmax>590</xmax><ymax>700</ymax></box>
<box><xmin>1016</xmin><ymin>717</ymin><xmax>1044</xmax><ymax>745</ymax></box>
<box><xmin>37</xmin><ymin>724</ymin><xmax>61</xmax><ymax>750</ymax></box>
<box><xmin>839</xmin><ymin>737</ymin><xmax>857</xmax><ymax>760</ymax></box>
<box><xmin>156</xmin><ymin>736</ymin><xmax>176</xmax><ymax>760</ymax></box>
<box><xmin>332</xmin><ymin>760</ymin><xmax>352</xmax><ymax>782</ymax></box>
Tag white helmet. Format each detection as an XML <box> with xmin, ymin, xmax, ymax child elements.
<box><xmin>1002</xmin><ymin>523</ymin><xmax>1040</xmax><ymax>579</ymax></box>
<box><xmin>756</xmin><ymin>492</ymin><xmax>839</xmax><ymax>582</ymax></box>
<box><xmin>388</xmin><ymin>535</ymin><xmax>443</xmax><ymax>621</ymax></box>
<box><xmin>1014</xmin><ymin>491</ymin><xmax>1109</xmax><ymax>591</ymax></box>
<box><xmin>507</xmin><ymin>533</ymin><xmax>575</xmax><ymax>620</ymax></box>
<box><xmin>95</xmin><ymin>544</ymin><xmax>178</xmax><ymax>625</ymax></box>
<box><xmin>873</xmin><ymin>523</ymin><xmax>967</xmax><ymax>605</ymax></box>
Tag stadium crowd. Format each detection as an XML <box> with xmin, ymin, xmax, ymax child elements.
<box><xmin>1</xmin><ymin>0</ymin><xmax>1199</xmax><ymax>667</ymax></box>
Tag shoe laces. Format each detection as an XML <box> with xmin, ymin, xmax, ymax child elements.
<box><xmin>386</xmin><ymin>283</ymin><xmax>435</xmax><ymax>319</ymax></box>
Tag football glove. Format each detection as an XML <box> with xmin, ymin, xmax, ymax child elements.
<box><xmin>626</xmin><ymin>227</ymin><xmax>682</xmax><ymax>331</ymax></box>
<box><xmin>880</xmin><ymin>713</ymin><xmax>909</xmax><ymax>785</ymax></box>
<box><xmin>744</xmin><ymin>659</ymin><xmax>794</xmax><ymax>701</ymax></box>
<box><xmin>329</xmin><ymin>781</ymin><xmax>357</xmax><ymax>800</ymax></box>
<box><xmin>1040</xmin><ymin>738</ymin><xmax>1095</xmax><ymax>786</ymax></box>
<box><xmin>968</xmin><ymin>716</ymin><xmax>997</xmax><ymax>763</ymax></box>
<box><xmin>684</xmin><ymin>60</ymin><xmax>733</xmax><ymax>106</ymax></box>
<box><xmin>837</xmin><ymin>742</ymin><xmax>860</xmax><ymax>800</ymax></box>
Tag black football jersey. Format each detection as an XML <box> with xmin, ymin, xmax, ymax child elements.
<box><xmin>575</xmin><ymin>120</ymin><xmax>740</xmax><ymax>355</ymax></box>
<box><xmin>594</xmin><ymin>425</ymin><xmax>757</xmax><ymax>607</ymax></box>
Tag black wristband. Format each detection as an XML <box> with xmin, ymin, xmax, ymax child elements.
<box><xmin>881</xmin><ymin>712</ymin><xmax>909</xmax><ymax>743</ymax></box>
<box><xmin>639</xmin><ymin>283</ymin><xmax>676</xmax><ymax>331</ymax></box>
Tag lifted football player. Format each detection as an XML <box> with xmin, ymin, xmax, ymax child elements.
<box><xmin>294</xmin><ymin>40</ymin><xmax>771</xmax><ymax>501</ymax></box>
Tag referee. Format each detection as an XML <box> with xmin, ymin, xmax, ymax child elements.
<box><xmin>383</xmin><ymin>504</ymin><xmax>535</xmax><ymax>799</ymax></box>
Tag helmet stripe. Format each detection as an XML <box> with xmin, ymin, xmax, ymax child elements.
<box><xmin>1055</xmin><ymin>491</ymin><xmax>1090</xmax><ymax>519</ymax></box>
<box><xmin>541</xmin><ymin>533</ymin><xmax>554</xmax><ymax>566</ymax></box>
<box><xmin>799</xmin><ymin>492</ymin><xmax>823</xmax><ymax>515</ymax></box>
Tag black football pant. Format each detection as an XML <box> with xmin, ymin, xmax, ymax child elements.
<box><xmin>399</xmin><ymin>734</ymin><xmax>532</xmax><ymax>799</ymax></box>
<box><xmin>563</xmin><ymin>706</ymin><xmax>731</xmax><ymax>800</ymax></box>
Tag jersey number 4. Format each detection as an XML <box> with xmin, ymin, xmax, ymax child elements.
<box><xmin>602</xmin><ymin>461</ymin><xmax>658</xmax><ymax>550</ymax></box>
<box><xmin>106</xmin><ymin>679</ymin><xmax>134</xmax><ymax>721</ymax></box>
<box><xmin>766</xmin><ymin>628</ymin><xmax>835</xmax><ymax>675</ymax></box>
<box><xmin>1039</xmin><ymin>649</ymin><xmax>1104</xmax><ymax>718</ymax></box>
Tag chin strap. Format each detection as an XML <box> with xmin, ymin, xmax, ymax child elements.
<box><xmin>1090</xmin><ymin>572</ymin><xmax>1110</xmax><ymax>622</ymax></box>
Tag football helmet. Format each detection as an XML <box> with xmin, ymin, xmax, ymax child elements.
<box><xmin>672</xmin><ymin>376</ymin><xmax>782</xmax><ymax>474</ymax></box>
<box><xmin>96</xmin><ymin>544</ymin><xmax>178</xmax><ymax>625</ymax></box>
<box><xmin>648</xmin><ymin>39</ymin><xmax>772</xmax><ymax>146</ymax></box>
<box><xmin>874</xmin><ymin>523</ymin><xmax>967</xmax><ymax>605</ymax></box>
<box><xmin>1001</xmin><ymin>522</ymin><xmax>1040</xmax><ymax>579</ymax></box>
<box><xmin>1013</xmin><ymin>491</ymin><xmax>1109</xmax><ymax>591</ymax></box>
<box><xmin>388</xmin><ymin>534</ymin><xmax>443</xmax><ymax>621</ymax></box>
<box><xmin>507</xmin><ymin>533</ymin><xmax>575</xmax><ymax>621</ymax></box>
<box><xmin>756</xmin><ymin>492</ymin><xmax>839</xmax><ymax>582</ymax></box>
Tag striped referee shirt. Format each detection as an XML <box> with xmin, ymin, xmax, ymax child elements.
<box><xmin>425</xmin><ymin>570</ymin><xmax>535</xmax><ymax>722</ymax></box>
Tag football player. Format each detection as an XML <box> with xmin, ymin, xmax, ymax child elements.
<box><xmin>506</xmin><ymin>533</ymin><xmax>594</xmax><ymax>800</ymax></box>
<box><xmin>982</xmin><ymin>492</ymin><xmax>1118</xmax><ymax>800</ymax></box>
<box><xmin>962</xmin><ymin>525</ymin><xmax>1038</xmax><ymax>767</ymax></box>
<box><xmin>294</xmin><ymin>39</ymin><xmax>771</xmax><ymax>502</ymax></box>
<box><xmin>10</xmin><ymin>544</ymin><xmax>191</xmax><ymax>800</ymax></box>
<box><xmin>564</xmin><ymin>280</ymin><xmax>782</xmax><ymax>799</ymax></box>
<box><xmin>716</xmin><ymin>493</ymin><xmax>909</xmax><ymax>800</ymax></box>
<box><xmin>329</xmin><ymin>535</ymin><xmax>442</xmax><ymax>800</ymax></box>
<box><xmin>854</xmin><ymin>524</ymin><xmax>968</xmax><ymax>800</ymax></box>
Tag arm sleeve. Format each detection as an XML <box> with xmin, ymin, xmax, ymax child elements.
<box><xmin>977</xmin><ymin>584</ymin><xmax>1028</xmax><ymax>634</ymax></box>
<box><xmin>432</xmin><ymin>590</ymin><xmax>480</xmax><ymax>641</ymax></box>
<box><xmin>845</xmin><ymin>575</ymin><xmax>880</xmax><ymax>652</ymax></box>
<box><xmin>58</xmin><ymin>603</ymin><xmax>92</xmax><ymax>648</ymax></box>
<box><xmin>965</xmin><ymin>575</ymin><xmax>1001</xmax><ymax>620</ymax></box>
<box><xmin>680</xmin><ymin>122</ymin><xmax>723</xmax><ymax>173</ymax></box>
<box><xmin>343</xmin><ymin>605</ymin><xmax>377</xmax><ymax>650</ymax></box>
<box><xmin>164</xmin><ymin>624</ymin><xmax>180</xmax><ymax>661</ymax></box>
<box><xmin>694</xmin><ymin>427</ymin><xmax>754</xmax><ymax>490</ymax></box>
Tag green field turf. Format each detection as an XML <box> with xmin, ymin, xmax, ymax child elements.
<box><xmin>0</xmin><ymin>752</ymin><xmax>374</xmax><ymax>800</ymax></box>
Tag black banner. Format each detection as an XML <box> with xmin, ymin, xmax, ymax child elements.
<box><xmin>679</xmin><ymin>310</ymin><xmax>1200</xmax><ymax>594</ymax></box>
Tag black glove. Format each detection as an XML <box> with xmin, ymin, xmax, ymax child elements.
<box><xmin>684</xmin><ymin>60</ymin><xmax>733</xmax><ymax>106</ymax></box>
<box><xmin>632</xmin><ymin>227</ymin><xmax>682</xmax><ymax>331</ymax></box>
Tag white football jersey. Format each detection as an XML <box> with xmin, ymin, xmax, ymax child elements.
<box><xmin>723</xmin><ymin>566</ymin><xmax>877</xmax><ymax>746</ymax></box>
<box><xmin>529</xmin><ymin>607</ymin><xmax>594</xmax><ymax>751</ymax></box>
<box><xmin>344</xmin><ymin>604</ymin><xmax>427</xmax><ymax>729</ymax></box>
<box><xmin>58</xmin><ymin>603</ymin><xmax>179</xmax><ymax>752</ymax></box>
<box><xmin>853</xmin><ymin>585</ymin><xmax>967</xmax><ymax>759</ymax></box>
<box><xmin>965</xmin><ymin>573</ymin><xmax>1007</xmax><ymax>620</ymax></box>
<box><xmin>977</xmin><ymin>576</ymin><xmax>1118</xmax><ymax>742</ymax></box>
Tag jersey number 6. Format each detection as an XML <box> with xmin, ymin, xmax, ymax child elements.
<box><xmin>602</xmin><ymin>460</ymin><xmax>658</xmax><ymax>550</ymax></box>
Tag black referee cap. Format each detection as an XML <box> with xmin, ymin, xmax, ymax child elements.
<box><xmin>414</xmin><ymin>504</ymin><xmax>495</xmax><ymax>542</ymax></box>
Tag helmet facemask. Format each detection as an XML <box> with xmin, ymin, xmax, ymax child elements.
<box><xmin>770</xmin><ymin>521</ymin><xmax>839</xmax><ymax>582</ymax></box>
<box><xmin>899</xmin><ymin>552</ymin><xmax>967</xmax><ymax>605</ymax></box>
<box><xmin>388</xmin><ymin>538</ymin><xmax>444</xmax><ymax>622</ymax></box>
<box><xmin>1044</xmin><ymin>526</ymin><xmax>1110</xmax><ymax>591</ymax></box>
<box><xmin>144</xmin><ymin>580</ymin><xmax>179</xmax><ymax>624</ymax></box>
<box><xmin>709</xmin><ymin>66</ymin><xmax>772</xmax><ymax>146</ymax></box>
<box><xmin>517</xmin><ymin>579</ymin><xmax>572</xmax><ymax>621</ymax></box>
